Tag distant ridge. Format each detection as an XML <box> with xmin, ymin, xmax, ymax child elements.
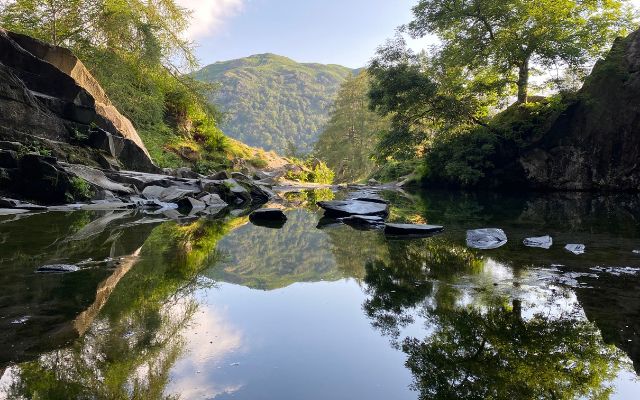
<box><xmin>193</xmin><ymin>53</ymin><xmax>357</xmax><ymax>154</ymax></box>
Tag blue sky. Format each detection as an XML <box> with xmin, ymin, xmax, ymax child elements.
<box><xmin>179</xmin><ymin>0</ymin><xmax>427</xmax><ymax>68</ymax></box>
<box><xmin>179</xmin><ymin>0</ymin><xmax>640</xmax><ymax>69</ymax></box>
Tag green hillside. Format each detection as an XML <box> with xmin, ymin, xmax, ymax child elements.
<box><xmin>193</xmin><ymin>53</ymin><xmax>356</xmax><ymax>154</ymax></box>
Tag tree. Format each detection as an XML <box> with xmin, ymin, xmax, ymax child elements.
<box><xmin>314</xmin><ymin>71</ymin><xmax>390</xmax><ymax>182</ymax></box>
<box><xmin>406</xmin><ymin>0</ymin><xmax>635</xmax><ymax>103</ymax></box>
<box><xmin>368</xmin><ymin>35</ymin><xmax>492</xmax><ymax>161</ymax></box>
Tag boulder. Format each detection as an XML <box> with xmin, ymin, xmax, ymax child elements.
<box><xmin>175</xmin><ymin>167</ymin><xmax>201</xmax><ymax>179</ymax></box>
<box><xmin>250</xmin><ymin>208</ymin><xmax>287</xmax><ymax>221</ymax></box>
<box><xmin>0</xmin><ymin>150</ymin><xmax>18</xmax><ymax>168</ymax></box>
<box><xmin>317</xmin><ymin>200</ymin><xmax>389</xmax><ymax>217</ymax></box>
<box><xmin>208</xmin><ymin>170</ymin><xmax>231</xmax><ymax>180</ymax></box>
<box><xmin>523</xmin><ymin>235</ymin><xmax>553</xmax><ymax>249</ymax></box>
<box><xmin>466</xmin><ymin>228</ymin><xmax>508</xmax><ymax>250</ymax></box>
<box><xmin>198</xmin><ymin>193</ymin><xmax>228</xmax><ymax>208</ymax></box>
<box><xmin>177</xmin><ymin>197</ymin><xmax>206</xmax><ymax>213</ymax></box>
<box><xmin>16</xmin><ymin>153</ymin><xmax>71</xmax><ymax>203</ymax></box>
<box><xmin>223</xmin><ymin>179</ymin><xmax>252</xmax><ymax>204</ymax></box>
<box><xmin>384</xmin><ymin>223</ymin><xmax>444</xmax><ymax>237</ymax></box>
<box><xmin>249</xmin><ymin>208</ymin><xmax>287</xmax><ymax>229</ymax></box>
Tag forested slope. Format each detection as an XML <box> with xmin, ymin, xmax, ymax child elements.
<box><xmin>194</xmin><ymin>54</ymin><xmax>356</xmax><ymax>154</ymax></box>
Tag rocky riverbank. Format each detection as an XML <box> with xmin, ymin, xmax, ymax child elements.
<box><xmin>0</xmin><ymin>144</ymin><xmax>276</xmax><ymax>217</ymax></box>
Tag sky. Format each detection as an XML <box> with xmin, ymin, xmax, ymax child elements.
<box><xmin>177</xmin><ymin>0</ymin><xmax>430</xmax><ymax>69</ymax></box>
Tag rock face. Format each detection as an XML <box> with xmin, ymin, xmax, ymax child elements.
<box><xmin>0</xmin><ymin>29</ymin><xmax>156</xmax><ymax>172</ymax></box>
<box><xmin>520</xmin><ymin>29</ymin><xmax>640</xmax><ymax>191</ymax></box>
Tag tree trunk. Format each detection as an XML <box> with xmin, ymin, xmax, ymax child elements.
<box><xmin>517</xmin><ymin>60</ymin><xmax>529</xmax><ymax>104</ymax></box>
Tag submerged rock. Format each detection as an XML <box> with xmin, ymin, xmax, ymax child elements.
<box><xmin>523</xmin><ymin>235</ymin><xmax>553</xmax><ymax>249</ymax></box>
<box><xmin>36</xmin><ymin>264</ymin><xmax>80</xmax><ymax>273</ymax></box>
<box><xmin>317</xmin><ymin>200</ymin><xmax>389</xmax><ymax>217</ymax></box>
<box><xmin>467</xmin><ymin>228</ymin><xmax>508</xmax><ymax>250</ymax></box>
<box><xmin>384</xmin><ymin>223</ymin><xmax>444</xmax><ymax>237</ymax></box>
<box><xmin>565</xmin><ymin>244</ymin><xmax>586</xmax><ymax>255</ymax></box>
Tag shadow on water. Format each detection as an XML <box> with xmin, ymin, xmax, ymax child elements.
<box><xmin>0</xmin><ymin>189</ymin><xmax>639</xmax><ymax>398</ymax></box>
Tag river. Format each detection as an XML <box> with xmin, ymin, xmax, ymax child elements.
<box><xmin>1</xmin><ymin>189</ymin><xmax>639</xmax><ymax>399</ymax></box>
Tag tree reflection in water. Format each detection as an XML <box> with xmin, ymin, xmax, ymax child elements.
<box><xmin>2</xmin><ymin>218</ymin><xmax>242</xmax><ymax>399</ymax></box>
<box><xmin>361</xmin><ymin>238</ymin><xmax>626</xmax><ymax>400</ymax></box>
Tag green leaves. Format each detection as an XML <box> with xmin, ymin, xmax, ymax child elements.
<box><xmin>407</xmin><ymin>0</ymin><xmax>636</xmax><ymax>102</ymax></box>
<box><xmin>314</xmin><ymin>72</ymin><xmax>390</xmax><ymax>183</ymax></box>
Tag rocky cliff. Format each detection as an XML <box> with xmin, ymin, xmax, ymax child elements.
<box><xmin>0</xmin><ymin>28</ymin><xmax>155</xmax><ymax>172</ymax></box>
<box><xmin>520</xmin><ymin>29</ymin><xmax>640</xmax><ymax>191</ymax></box>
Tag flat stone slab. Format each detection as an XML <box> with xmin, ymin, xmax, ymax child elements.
<box><xmin>63</xmin><ymin>164</ymin><xmax>134</xmax><ymax>194</ymax></box>
<box><xmin>142</xmin><ymin>185</ymin><xmax>197</xmax><ymax>203</ymax></box>
<box><xmin>565</xmin><ymin>244</ymin><xmax>586</xmax><ymax>255</ymax></box>
<box><xmin>385</xmin><ymin>223</ymin><xmax>444</xmax><ymax>237</ymax></box>
<box><xmin>36</xmin><ymin>264</ymin><xmax>80</xmax><ymax>273</ymax></box>
<box><xmin>341</xmin><ymin>215</ymin><xmax>386</xmax><ymax>230</ymax></box>
<box><xmin>523</xmin><ymin>235</ymin><xmax>553</xmax><ymax>249</ymax></box>
<box><xmin>0</xmin><ymin>197</ymin><xmax>47</xmax><ymax>210</ymax></box>
<box><xmin>467</xmin><ymin>228</ymin><xmax>508</xmax><ymax>250</ymax></box>
<box><xmin>317</xmin><ymin>200</ymin><xmax>389</xmax><ymax>217</ymax></box>
<box><xmin>0</xmin><ymin>208</ymin><xmax>29</xmax><ymax>215</ymax></box>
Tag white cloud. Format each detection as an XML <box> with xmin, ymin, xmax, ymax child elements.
<box><xmin>178</xmin><ymin>0</ymin><xmax>244</xmax><ymax>39</ymax></box>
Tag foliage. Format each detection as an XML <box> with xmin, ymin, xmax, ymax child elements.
<box><xmin>368</xmin><ymin>36</ymin><xmax>492</xmax><ymax>162</ymax></box>
<box><xmin>285</xmin><ymin>157</ymin><xmax>335</xmax><ymax>184</ymax></box>
<box><xmin>370</xmin><ymin>159</ymin><xmax>421</xmax><ymax>183</ymax></box>
<box><xmin>0</xmin><ymin>0</ymin><xmax>231</xmax><ymax>169</ymax></box>
<box><xmin>365</xmin><ymin>1</ymin><xmax>635</xmax><ymax>184</ymax></box>
<box><xmin>193</xmin><ymin>53</ymin><xmax>356</xmax><ymax>154</ymax></box>
<box><xmin>421</xmin><ymin>95</ymin><xmax>574</xmax><ymax>187</ymax></box>
<box><xmin>403</xmin><ymin>304</ymin><xmax>622</xmax><ymax>400</ymax></box>
<box><xmin>67</xmin><ymin>176</ymin><xmax>94</xmax><ymax>201</ymax></box>
<box><xmin>406</xmin><ymin>0</ymin><xmax>636</xmax><ymax>103</ymax></box>
<box><xmin>249</xmin><ymin>156</ymin><xmax>269</xmax><ymax>169</ymax></box>
<box><xmin>314</xmin><ymin>71</ymin><xmax>390</xmax><ymax>183</ymax></box>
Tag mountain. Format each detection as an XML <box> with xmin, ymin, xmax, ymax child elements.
<box><xmin>193</xmin><ymin>53</ymin><xmax>357</xmax><ymax>154</ymax></box>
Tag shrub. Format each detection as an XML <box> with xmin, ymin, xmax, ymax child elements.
<box><xmin>249</xmin><ymin>157</ymin><xmax>269</xmax><ymax>169</ymax></box>
<box><xmin>67</xmin><ymin>177</ymin><xmax>94</xmax><ymax>201</ymax></box>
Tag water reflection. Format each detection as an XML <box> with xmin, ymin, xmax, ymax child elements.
<box><xmin>359</xmin><ymin>240</ymin><xmax>627</xmax><ymax>399</ymax></box>
<box><xmin>0</xmin><ymin>190</ymin><xmax>639</xmax><ymax>399</ymax></box>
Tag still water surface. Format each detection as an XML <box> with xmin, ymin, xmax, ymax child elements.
<box><xmin>1</xmin><ymin>189</ymin><xmax>639</xmax><ymax>399</ymax></box>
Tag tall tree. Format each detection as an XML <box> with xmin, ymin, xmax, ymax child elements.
<box><xmin>406</xmin><ymin>0</ymin><xmax>635</xmax><ymax>103</ymax></box>
<box><xmin>315</xmin><ymin>72</ymin><xmax>390</xmax><ymax>182</ymax></box>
